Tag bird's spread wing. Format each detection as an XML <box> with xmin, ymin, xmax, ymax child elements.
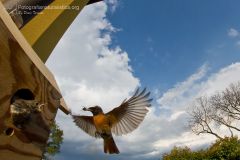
<box><xmin>106</xmin><ymin>88</ymin><xmax>152</xmax><ymax>136</ymax></box>
<box><xmin>72</xmin><ymin>115</ymin><xmax>100</xmax><ymax>138</ymax></box>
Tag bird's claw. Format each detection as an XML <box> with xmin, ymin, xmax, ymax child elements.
<box><xmin>95</xmin><ymin>131</ymin><xmax>101</xmax><ymax>137</ymax></box>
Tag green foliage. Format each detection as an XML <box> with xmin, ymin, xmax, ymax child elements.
<box><xmin>162</xmin><ymin>146</ymin><xmax>205</xmax><ymax>160</ymax></box>
<box><xmin>207</xmin><ymin>137</ymin><xmax>240</xmax><ymax>160</ymax></box>
<box><xmin>43</xmin><ymin>121</ymin><xmax>63</xmax><ymax>160</ymax></box>
<box><xmin>162</xmin><ymin>137</ymin><xmax>240</xmax><ymax>160</ymax></box>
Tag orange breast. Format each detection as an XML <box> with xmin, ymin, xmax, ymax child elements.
<box><xmin>93</xmin><ymin>114</ymin><xmax>110</xmax><ymax>132</ymax></box>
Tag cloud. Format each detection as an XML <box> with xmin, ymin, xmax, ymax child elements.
<box><xmin>47</xmin><ymin>2</ymin><xmax>139</xmax><ymax>114</ymax></box>
<box><xmin>196</xmin><ymin>63</ymin><xmax>240</xmax><ymax>97</ymax></box>
<box><xmin>157</xmin><ymin>64</ymin><xmax>208</xmax><ymax>111</ymax></box>
<box><xmin>228</xmin><ymin>28</ymin><xmax>239</xmax><ymax>37</ymax></box>
<box><xmin>46</xmin><ymin>1</ymin><xmax>240</xmax><ymax>160</ymax></box>
<box><xmin>106</xmin><ymin>0</ymin><xmax>119</xmax><ymax>13</ymax></box>
<box><xmin>158</xmin><ymin>63</ymin><xmax>240</xmax><ymax>113</ymax></box>
<box><xmin>152</xmin><ymin>62</ymin><xmax>240</xmax><ymax>154</ymax></box>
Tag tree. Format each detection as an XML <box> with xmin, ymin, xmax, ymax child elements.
<box><xmin>43</xmin><ymin>121</ymin><xmax>63</xmax><ymax>160</ymax></box>
<box><xmin>189</xmin><ymin>96</ymin><xmax>224</xmax><ymax>139</ymax></box>
<box><xmin>162</xmin><ymin>146</ymin><xmax>205</xmax><ymax>160</ymax></box>
<box><xmin>210</xmin><ymin>83</ymin><xmax>240</xmax><ymax>131</ymax></box>
<box><xmin>207</xmin><ymin>137</ymin><xmax>240</xmax><ymax>160</ymax></box>
<box><xmin>189</xmin><ymin>82</ymin><xmax>240</xmax><ymax>139</ymax></box>
<box><xmin>162</xmin><ymin>137</ymin><xmax>240</xmax><ymax>160</ymax></box>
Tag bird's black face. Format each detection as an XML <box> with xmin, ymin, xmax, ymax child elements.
<box><xmin>83</xmin><ymin>106</ymin><xmax>103</xmax><ymax>115</ymax></box>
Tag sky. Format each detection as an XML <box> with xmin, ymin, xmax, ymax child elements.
<box><xmin>46</xmin><ymin>0</ymin><xmax>240</xmax><ymax>159</ymax></box>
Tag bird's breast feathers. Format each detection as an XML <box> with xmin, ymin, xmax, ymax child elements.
<box><xmin>93</xmin><ymin>114</ymin><xmax>110</xmax><ymax>131</ymax></box>
<box><xmin>93</xmin><ymin>114</ymin><xmax>108</xmax><ymax>127</ymax></box>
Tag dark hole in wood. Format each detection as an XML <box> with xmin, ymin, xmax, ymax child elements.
<box><xmin>4</xmin><ymin>128</ymin><xmax>14</xmax><ymax>136</ymax></box>
<box><xmin>11</xmin><ymin>88</ymin><xmax>35</xmax><ymax>103</ymax></box>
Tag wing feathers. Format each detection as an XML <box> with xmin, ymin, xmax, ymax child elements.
<box><xmin>72</xmin><ymin>115</ymin><xmax>100</xmax><ymax>138</ymax></box>
<box><xmin>107</xmin><ymin>88</ymin><xmax>152</xmax><ymax>136</ymax></box>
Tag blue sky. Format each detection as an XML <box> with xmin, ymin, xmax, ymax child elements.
<box><xmin>107</xmin><ymin>0</ymin><xmax>240</xmax><ymax>90</ymax></box>
<box><xmin>46</xmin><ymin>0</ymin><xmax>240</xmax><ymax>159</ymax></box>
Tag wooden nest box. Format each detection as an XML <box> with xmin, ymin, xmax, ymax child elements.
<box><xmin>0</xmin><ymin>0</ymin><xmax>102</xmax><ymax>159</ymax></box>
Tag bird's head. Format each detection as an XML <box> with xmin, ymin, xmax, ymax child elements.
<box><xmin>83</xmin><ymin>106</ymin><xmax>103</xmax><ymax>115</ymax></box>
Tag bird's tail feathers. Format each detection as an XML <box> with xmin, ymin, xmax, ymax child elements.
<box><xmin>104</xmin><ymin>136</ymin><xmax>119</xmax><ymax>154</ymax></box>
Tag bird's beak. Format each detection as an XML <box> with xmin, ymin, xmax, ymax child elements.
<box><xmin>82</xmin><ymin>107</ymin><xmax>91</xmax><ymax>111</ymax></box>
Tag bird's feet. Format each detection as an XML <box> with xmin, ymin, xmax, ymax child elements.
<box><xmin>95</xmin><ymin>131</ymin><xmax>101</xmax><ymax>137</ymax></box>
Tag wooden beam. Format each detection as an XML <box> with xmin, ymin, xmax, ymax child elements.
<box><xmin>20</xmin><ymin>0</ymin><xmax>90</xmax><ymax>62</ymax></box>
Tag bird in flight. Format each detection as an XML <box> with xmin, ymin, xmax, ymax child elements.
<box><xmin>72</xmin><ymin>88</ymin><xmax>152</xmax><ymax>154</ymax></box>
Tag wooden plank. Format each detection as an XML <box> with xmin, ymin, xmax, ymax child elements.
<box><xmin>0</xmin><ymin>2</ymin><xmax>69</xmax><ymax>114</ymax></box>
<box><xmin>0</xmin><ymin>2</ymin><xmax>65</xmax><ymax>159</ymax></box>
<box><xmin>20</xmin><ymin>0</ymin><xmax>90</xmax><ymax>62</ymax></box>
<box><xmin>0</xmin><ymin>150</ymin><xmax>40</xmax><ymax>160</ymax></box>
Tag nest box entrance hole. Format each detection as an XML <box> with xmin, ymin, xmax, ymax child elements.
<box><xmin>4</xmin><ymin>89</ymin><xmax>35</xmax><ymax>136</ymax></box>
<box><xmin>11</xmin><ymin>88</ymin><xmax>35</xmax><ymax>103</ymax></box>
